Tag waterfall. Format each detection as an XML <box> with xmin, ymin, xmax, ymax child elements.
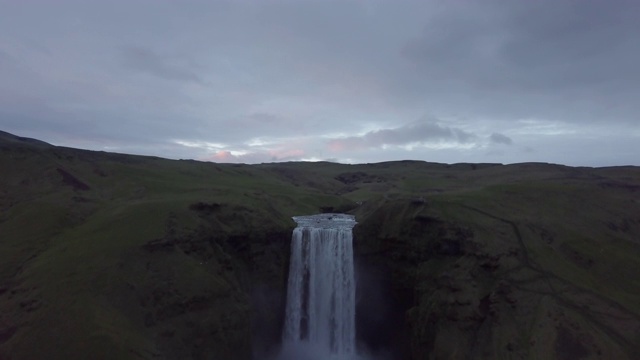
<box><xmin>282</xmin><ymin>213</ymin><xmax>357</xmax><ymax>359</ymax></box>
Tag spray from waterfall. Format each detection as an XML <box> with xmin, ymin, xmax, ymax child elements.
<box><xmin>280</xmin><ymin>213</ymin><xmax>357</xmax><ymax>360</ymax></box>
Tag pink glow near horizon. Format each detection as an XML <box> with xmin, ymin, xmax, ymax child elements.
<box><xmin>201</xmin><ymin>146</ymin><xmax>307</xmax><ymax>163</ymax></box>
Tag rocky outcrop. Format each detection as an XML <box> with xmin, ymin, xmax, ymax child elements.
<box><xmin>132</xmin><ymin>206</ymin><xmax>293</xmax><ymax>360</ymax></box>
<box><xmin>353</xmin><ymin>197</ymin><xmax>640</xmax><ymax>359</ymax></box>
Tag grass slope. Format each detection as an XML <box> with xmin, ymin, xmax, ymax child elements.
<box><xmin>1</xmin><ymin>131</ymin><xmax>639</xmax><ymax>359</ymax></box>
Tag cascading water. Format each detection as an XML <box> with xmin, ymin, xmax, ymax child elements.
<box><xmin>281</xmin><ymin>213</ymin><xmax>357</xmax><ymax>360</ymax></box>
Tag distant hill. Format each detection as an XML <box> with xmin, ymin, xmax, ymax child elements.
<box><xmin>1</xmin><ymin>130</ymin><xmax>639</xmax><ymax>359</ymax></box>
<box><xmin>0</xmin><ymin>130</ymin><xmax>52</xmax><ymax>148</ymax></box>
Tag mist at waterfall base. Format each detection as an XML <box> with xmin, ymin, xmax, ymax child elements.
<box><xmin>270</xmin><ymin>214</ymin><xmax>391</xmax><ymax>360</ymax></box>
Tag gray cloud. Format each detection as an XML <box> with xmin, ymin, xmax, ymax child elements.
<box><xmin>328</xmin><ymin>120</ymin><xmax>475</xmax><ymax>151</ymax></box>
<box><xmin>0</xmin><ymin>49</ymin><xmax>12</xmax><ymax>64</ymax></box>
<box><xmin>398</xmin><ymin>0</ymin><xmax>640</xmax><ymax>123</ymax></box>
<box><xmin>223</xmin><ymin>113</ymin><xmax>298</xmax><ymax>139</ymax></box>
<box><xmin>121</xmin><ymin>46</ymin><xmax>206</xmax><ymax>84</ymax></box>
<box><xmin>0</xmin><ymin>0</ymin><xmax>638</xmax><ymax>166</ymax></box>
<box><xmin>490</xmin><ymin>133</ymin><xmax>513</xmax><ymax>145</ymax></box>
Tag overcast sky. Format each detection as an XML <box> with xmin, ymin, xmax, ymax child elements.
<box><xmin>1</xmin><ymin>0</ymin><xmax>639</xmax><ymax>166</ymax></box>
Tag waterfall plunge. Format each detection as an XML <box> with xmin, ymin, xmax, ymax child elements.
<box><xmin>281</xmin><ymin>214</ymin><xmax>357</xmax><ymax>359</ymax></box>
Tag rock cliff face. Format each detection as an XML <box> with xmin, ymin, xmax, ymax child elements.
<box><xmin>354</xmin><ymin>192</ymin><xmax>640</xmax><ymax>359</ymax></box>
<box><xmin>1</xmin><ymin>132</ymin><xmax>639</xmax><ymax>359</ymax></box>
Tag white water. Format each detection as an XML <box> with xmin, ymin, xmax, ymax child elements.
<box><xmin>282</xmin><ymin>214</ymin><xmax>357</xmax><ymax>359</ymax></box>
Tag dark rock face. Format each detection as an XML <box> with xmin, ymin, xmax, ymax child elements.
<box><xmin>57</xmin><ymin>168</ymin><xmax>91</xmax><ymax>191</ymax></box>
<box><xmin>353</xmin><ymin>200</ymin><xmax>478</xmax><ymax>358</ymax></box>
<box><xmin>354</xmin><ymin>257</ymin><xmax>412</xmax><ymax>359</ymax></box>
<box><xmin>134</xmin><ymin>212</ymin><xmax>292</xmax><ymax>360</ymax></box>
<box><xmin>0</xmin><ymin>326</ymin><xmax>17</xmax><ymax>345</ymax></box>
<box><xmin>112</xmin><ymin>240</ymin><xmax>252</xmax><ymax>360</ymax></box>
<box><xmin>555</xmin><ymin>325</ymin><xmax>590</xmax><ymax>360</ymax></box>
<box><xmin>351</xmin><ymin>198</ymin><xmax>640</xmax><ymax>359</ymax></box>
<box><xmin>335</xmin><ymin>172</ymin><xmax>383</xmax><ymax>185</ymax></box>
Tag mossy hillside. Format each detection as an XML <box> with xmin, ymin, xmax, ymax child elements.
<box><xmin>0</xmin><ymin>140</ymin><xmax>354</xmax><ymax>359</ymax></box>
<box><xmin>355</xmin><ymin>178</ymin><xmax>640</xmax><ymax>359</ymax></box>
<box><xmin>1</xmin><ymin>131</ymin><xmax>640</xmax><ymax>359</ymax></box>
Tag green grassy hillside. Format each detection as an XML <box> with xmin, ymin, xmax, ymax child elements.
<box><xmin>1</xmin><ymin>131</ymin><xmax>639</xmax><ymax>359</ymax></box>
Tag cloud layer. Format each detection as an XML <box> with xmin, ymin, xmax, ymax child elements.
<box><xmin>0</xmin><ymin>0</ymin><xmax>638</xmax><ymax>166</ymax></box>
<box><xmin>328</xmin><ymin>120</ymin><xmax>476</xmax><ymax>152</ymax></box>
